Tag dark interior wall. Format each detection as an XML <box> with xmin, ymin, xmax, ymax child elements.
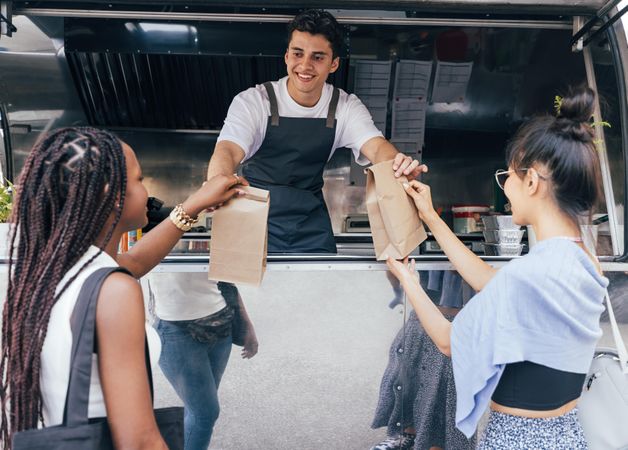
<box><xmin>62</xmin><ymin>20</ymin><xmax>589</xmax><ymax>213</ymax></box>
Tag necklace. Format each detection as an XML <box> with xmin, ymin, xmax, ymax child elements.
<box><xmin>554</xmin><ymin>236</ymin><xmax>584</xmax><ymax>243</ymax></box>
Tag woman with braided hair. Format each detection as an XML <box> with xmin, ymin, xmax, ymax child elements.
<box><xmin>0</xmin><ymin>127</ymin><xmax>247</xmax><ymax>449</ymax></box>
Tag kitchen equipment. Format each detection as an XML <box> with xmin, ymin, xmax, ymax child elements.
<box><xmin>481</xmin><ymin>215</ymin><xmax>521</xmax><ymax>230</ymax></box>
<box><xmin>452</xmin><ymin>205</ymin><xmax>490</xmax><ymax>234</ymax></box>
<box><xmin>483</xmin><ymin>243</ymin><xmax>524</xmax><ymax>256</ymax></box>
<box><xmin>483</xmin><ymin>229</ymin><xmax>525</xmax><ymax>244</ymax></box>
<box><xmin>344</xmin><ymin>214</ymin><xmax>371</xmax><ymax>233</ymax></box>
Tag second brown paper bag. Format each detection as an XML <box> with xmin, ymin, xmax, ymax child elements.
<box><xmin>208</xmin><ymin>186</ymin><xmax>270</xmax><ymax>285</ymax></box>
<box><xmin>366</xmin><ymin>160</ymin><xmax>427</xmax><ymax>260</ymax></box>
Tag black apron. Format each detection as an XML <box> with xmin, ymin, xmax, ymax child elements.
<box><xmin>242</xmin><ymin>82</ymin><xmax>340</xmax><ymax>253</ymax></box>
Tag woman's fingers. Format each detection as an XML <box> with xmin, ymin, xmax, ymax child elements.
<box><xmin>402</xmin><ymin>182</ymin><xmax>421</xmax><ymax>199</ymax></box>
<box><xmin>387</xmin><ymin>256</ymin><xmax>405</xmax><ymax>276</ymax></box>
<box><xmin>242</xmin><ymin>342</ymin><xmax>258</xmax><ymax>359</ymax></box>
<box><xmin>408</xmin><ymin>179</ymin><xmax>429</xmax><ymax>191</ymax></box>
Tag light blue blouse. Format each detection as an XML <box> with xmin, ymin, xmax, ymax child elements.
<box><xmin>451</xmin><ymin>238</ymin><xmax>608</xmax><ymax>437</ymax></box>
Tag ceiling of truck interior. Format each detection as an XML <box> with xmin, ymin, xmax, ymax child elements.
<box><xmin>13</xmin><ymin>0</ymin><xmax>609</xmax><ymax>14</ymax></box>
<box><xmin>9</xmin><ymin>0</ymin><xmax>607</xmax><ymax>131</ymax></box>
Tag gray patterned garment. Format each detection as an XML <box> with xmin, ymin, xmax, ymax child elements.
<box><xmin>371</xmin><ymin>310</ymin><xmax>475</xmax><ymax>449</ymax></box>
<box><xmin>372</xmin><ymin>271</ymin><xmax>475</xmax><ymax>449</ymax></box>
<box><xmin>478</xmin><ymin>409</ymin><xmax>588</xmax><ymax>449</ymax></box>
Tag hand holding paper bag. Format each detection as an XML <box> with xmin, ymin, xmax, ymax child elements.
<box><xmin>366</xmin><ymin>160</ymin><xmax>427</xmax><ymax>260</ymax></box>
<box><xmin>209</xmin><ymin>186</ymin><xmax>270</xmax><ymax>286</ymax></box>
<box><xmin>400</xmin><ymin>179</ymin><xmax>438</xmax><ymax>223</ymax></box>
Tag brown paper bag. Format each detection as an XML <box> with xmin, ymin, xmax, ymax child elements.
<box><xmin>208</xmin><ymin>186</ymin><xmax>270</xmax><ymax>285</ymax></box>
<box><xmin>366</xmin><ymin>160</ymin><xmax>427</xmax><ymax>260</ymax></box>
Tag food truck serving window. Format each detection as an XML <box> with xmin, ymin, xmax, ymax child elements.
<box><xmin>1</xmin><ymin>5</ymin><xmax>626</xmax><ymax>259</ymax></box>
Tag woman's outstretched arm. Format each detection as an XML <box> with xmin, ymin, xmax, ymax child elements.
<box><xmin>387</xmin><ymin>258</ymin><xmax>452</xmax><ymax>356</ymax></box>
<box><xmin>403</xmin><ymin>180</ymin><xmax>497</xmax><ymax>292</ymax></box>
<box><xmin>118</xmin><ymin>174</ymin><xmax>247</xmax><ymax>278</ymax></box>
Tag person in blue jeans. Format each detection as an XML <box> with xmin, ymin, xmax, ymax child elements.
<box><xmin>149</xmin><ymin>274</ymin><xmax>258</xmax><ymax>450</ymax></box>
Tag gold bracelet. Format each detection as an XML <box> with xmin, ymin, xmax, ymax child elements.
<box><xmin>169</xmin><ymin>204</ymin><xmax>198</xmax><ymax>232</ymax></box>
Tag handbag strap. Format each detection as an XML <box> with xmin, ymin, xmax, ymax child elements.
<box><xmin>604</xmin><ymin>289</ymin><xmax>628</xmax><ymax>374</ymax></box>
<box><xmin>62</xmin><ymin>266</ymin><xmax>154</xmax><ymax>426</ymax></box>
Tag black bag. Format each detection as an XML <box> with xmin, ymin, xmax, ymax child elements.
<box><xmin>217</xmin><ymin>282</ymin><xmax>246</xmax><ymax>347</ymax></box>
<box><xmin>12</xmin><ymin>267</ymin><xmax>184</xmax><ymax>450</ymax></box>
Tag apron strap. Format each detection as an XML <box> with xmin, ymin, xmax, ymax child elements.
<box><xmin>326</xmin><ymin>88</ymin><xmax>340</xmax><ymax>128</ymax></box>
<box><xmin>263</xmin><ymin>82</ymin><xmax>280</xmax><ymax>126</ymax></box>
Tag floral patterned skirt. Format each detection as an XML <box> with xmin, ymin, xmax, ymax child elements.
<box><xmin>478</xmin><ymin>409</ymin><xmax>588</xmax><ymax>450</ymax></box>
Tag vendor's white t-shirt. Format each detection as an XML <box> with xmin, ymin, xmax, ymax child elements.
<box><xmin>217</xmin><ymin>76</ymin><xmax>383</xmax><ymax>165</ymax></box>
<box><xmin>148</xmin><ymin>273</ymin><xmax>227</xmax><ymax>321</ymax></box>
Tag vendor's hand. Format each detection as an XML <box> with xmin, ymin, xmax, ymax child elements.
<box><xmin>402</xmin><ymin>180</ymin><xmax>438</xmax><ymax>224</ymax></box>
<box><xmin>183</xmin><ymin>174</ymin><xmax>248</xmax><ymax>217</ymax></box>
<box><xmin>386</xmin><ymin>256</ymin><xmax>419</xmax><ymax>287</ymax></box>
<box><xmin>392</xmin><ymin>153</ymin><xmax>428</xmax><ymax>179</ymax></box>
<box><xmin>241</xmin><ymin>323</ymin><xmax>258</xmax><ymax>359</ymax></box>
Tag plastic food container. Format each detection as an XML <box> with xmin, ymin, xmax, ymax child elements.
<box><xmin>483</xmin><ymin>229</ymin><xmax>525</xmax><ymax>244</ymax></box>
<box><xmin>483</xmin><ymin>243</ymin><xmax>524</xmax><ymax>256</ymax></box>
<box><xmin>481</xmin><ymin>215</ymin><xmax>521</xmax><ymax>230</ymax></box>
<box><xmin>452</xmin><ymin>205</ymin><xmax>490</xmax><ymax>234</ymax></box>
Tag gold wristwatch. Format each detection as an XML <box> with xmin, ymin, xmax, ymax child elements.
<box><xmin>169</xmin><ymin>204</ymin><xmax>198</xmax><ymax>232</ymax></box>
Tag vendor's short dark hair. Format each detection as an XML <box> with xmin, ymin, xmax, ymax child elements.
<box><xmin>288</xmin><ymin>9</ymin><xmax>343</xmax><ymax>58</ymax></box>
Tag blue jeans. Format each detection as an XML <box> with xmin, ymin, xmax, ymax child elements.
<box><xmin>156</xmin><ymin>319</ymin><xmax>232</xmax><ymax>450</ymax></box>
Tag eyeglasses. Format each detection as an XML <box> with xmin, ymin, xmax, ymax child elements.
<box><xmin>494</xmin><ymin>168</ymin><xmax>548</xmax><ymax>190</ymax></box>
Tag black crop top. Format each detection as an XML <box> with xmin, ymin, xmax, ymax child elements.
<box><xmin>491</xmin><ymin>361</ymin><xmax>585</xmax><ymax>410</ymax></box>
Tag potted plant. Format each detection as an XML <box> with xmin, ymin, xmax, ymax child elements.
<box><xmin>0</xmin><ymin>181</ymin><xmax>14</xmax><ymax>257</ymax></box>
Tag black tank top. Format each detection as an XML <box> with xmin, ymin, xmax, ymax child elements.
<box><xmin>491</xmin><ymin>361</ymin><xmax>585</xmax><ymax>410</ymax></box>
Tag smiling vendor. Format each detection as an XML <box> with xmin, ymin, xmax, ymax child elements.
<box><xmin>207</xmin><ymin>9</ymin><xmax>426</xmax><ymax>253</ymax></box>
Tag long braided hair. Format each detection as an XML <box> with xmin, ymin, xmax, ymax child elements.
<box><xmin>0</xmin><ymin>127</ymin><xmax>127</xmax><ymax>447</ymax></box>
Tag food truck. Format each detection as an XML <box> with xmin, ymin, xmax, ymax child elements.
<box><xmin>0</xmin><ymin>0</ymin><xmax>626</xmax><ymax>447</ymax></box>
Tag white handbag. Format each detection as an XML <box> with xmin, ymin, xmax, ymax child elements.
<box><xmin>578</xmin><ymin>291</ymin><xmax>628</xmax><ymax>450</ymax></box>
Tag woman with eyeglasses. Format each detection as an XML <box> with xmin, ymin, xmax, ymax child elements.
<box><xmin>386</xmin><ymin>85</ymin><xmax>607</xmax><ymax>449</ymax></box>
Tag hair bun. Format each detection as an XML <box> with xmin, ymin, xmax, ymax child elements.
<box><xmin>557</xmin><ymin>85</ymin><xmax>595</xmax><ymax>123</ymax></box>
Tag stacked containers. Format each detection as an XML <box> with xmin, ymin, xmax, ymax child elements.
<box><xmin>481</xmin><ymin>216</ymin><xmax>524</xmax><ymax>256</ymax></box>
